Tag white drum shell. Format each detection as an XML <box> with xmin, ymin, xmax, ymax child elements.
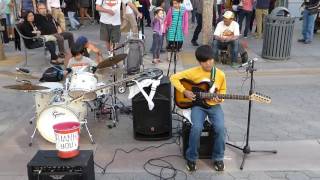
<box><xmin>34</xmin><ymin>82</ymin><xmax>63</xmax><ymax>117</ymax></box>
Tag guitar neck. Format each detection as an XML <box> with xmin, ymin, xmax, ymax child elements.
<box><xmin>199</xmin><ymin>92</ymin><xmax>249</xmax><ymax>100</ymax></box>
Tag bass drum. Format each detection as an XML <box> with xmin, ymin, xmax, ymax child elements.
<box><xmin>37</xmin><ymin>105</ymin><xmax>80</xmax><ymax>143</ymax></box>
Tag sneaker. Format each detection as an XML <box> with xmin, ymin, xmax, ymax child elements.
<box><xmin>186</xmin><ymin>160</ymin><xmax>197</xmax><ymax>172</ymax></box>
<box><xmin>297</xmin><ymin>39</ymin><xmax>305</xmax><ymax>43</ymax></box>
<box><xmin>191</xmin><ymin>40</ymin><xmax>199</xmax><ymax>46</ymax></box>
<box><xmin>213</xmin><ymin>161</ymin><xmax>225</xmax><ymax>171</ymax></box>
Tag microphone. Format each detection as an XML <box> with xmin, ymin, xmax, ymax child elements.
<box><xmin>16</xmin><ymin>67</ymin><xmax>30</xmax><ymax>73</ymax></box>
<box><xmin>238</xmin><ymin>58</ymin><xmax>258</xmax><ymax>68</ymax></box>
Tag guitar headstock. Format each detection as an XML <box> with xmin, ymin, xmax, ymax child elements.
<box><xmin>250</xmin><ymin>92</ymin><xmax>272</xmax><ymax>104</ymax></box>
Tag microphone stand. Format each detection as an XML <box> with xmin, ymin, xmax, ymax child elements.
<box><xmin>226</xmin><ymin>59</ymin><xmax>277</xmax><ymax>170</ymax></box>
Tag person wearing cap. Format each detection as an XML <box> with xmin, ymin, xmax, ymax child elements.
<box><xmin>212</xmin><ymin>10</ymin><xmax>240</xmax><ymax>67</ymax></box>
<box><xmin>76</xmin><ymin>36</ymin><xmax>102</xmax><ymax>63</ymax></box>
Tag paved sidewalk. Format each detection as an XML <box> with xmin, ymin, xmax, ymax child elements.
<box><xmin>0</xmin><ymin>19</ymin><xmax>319</xmax><ymax>180</ymax></box>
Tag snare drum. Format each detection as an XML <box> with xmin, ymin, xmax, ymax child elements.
<box><xmin>34</xmin><ymin>82</ymin><xmax>64</xmax><ymax>117</ymax></box>
<box><xmin>69</xmin><ymin>72</ymin><xmax>97</xmax><ymax>100</ymax></box>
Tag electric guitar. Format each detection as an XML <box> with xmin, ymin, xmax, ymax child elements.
<box><xmin>174</xmin><ymin>79</ymin><xmax>271</xmax><ymax>109</ymax></box>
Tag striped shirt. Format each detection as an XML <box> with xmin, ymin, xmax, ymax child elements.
<box><xmin>167</xmin><ymin>6</ymin><xmax>185</xmax><ymax>42</ymax></box>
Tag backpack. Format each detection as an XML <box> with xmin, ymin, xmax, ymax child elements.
<box><xmin>39</xmin><ymin>66</ymin><xmax>64</xmax><ymax>82</ymax></box>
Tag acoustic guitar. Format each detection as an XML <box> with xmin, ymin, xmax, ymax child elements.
<box><xmin>174</xmin><ymin>79</ymin><xmax>271</xmax><ymax>109</ymax></box>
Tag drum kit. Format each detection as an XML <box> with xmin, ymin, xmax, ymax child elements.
<box><xmin>2</xmin><ymin>54</ymin><xmax>163</xmax><ymax>146</ymax></box>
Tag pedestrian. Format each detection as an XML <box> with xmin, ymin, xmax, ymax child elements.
<box><xmin>79</xmin><ymin>0</ymin><xmax>93</xmax><ymax>25</ymax></box>
<box><xmin>164</xmin><ymin>0</ymin><xmax>188</xmax><ymax>53</ymax></box>
<box><xmin>191</xmin><ymin>0</ymin><xmax>202</xmax><ymax>46</ymax></box>
<box><xmin>46</xmin><ymin>0</ymin><xmax>66</xmax><ymax>31</ymax></box>
<box><xmin>298</xmin><ymin>0</ymin><xmax>320</xmax><ymax>44</ymax></box>
<box><xmin>255</xmin><ymin>0</ymin><xmax>270</xmax><ymax>39</ymax></box>
<box><xmin>237</xmin><ymin>0</ymin><xmax>254</xmax><ymax>38</ymax></box>
<box><xmin>65</xmin><ymin>0</ymin><xmax>80</xmax><ymax>31</ymax></box>
<box><xmin>151</xmin><ymin>8</ymin><xmax>165</xmax><ymax>64</ymax></box>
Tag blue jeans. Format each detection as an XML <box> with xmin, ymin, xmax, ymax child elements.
<box><xmin>186</xmin><ymin>105</ymin><xmax>225</xmax><ymax>162</ymax></box>
<box><xmin>238</xmin><ymin>9</ymin><xmax>252</xmax><ymax>37</ymax></box>
<box><xmin>302</xmin><ymin>9</ymin><xmax>316</xmax><ymax>42</ymax></box>
<box><xmin>212</xmin><ymin>39</ymin><xmax>239</xmax><ymax>63</ymax></box>
<box><xmin>68</xmin><ymin>11</ymin><xmax>80</xmax><ymax>29</ymax></box>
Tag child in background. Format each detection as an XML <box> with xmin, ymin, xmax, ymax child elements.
<box><xmin>164</xmin><ymin>0</ymin><xmax>188</xmax><ymax>53</ymax></box>
<box><xmin>151</xmin><ymin>8</ymin><xmax>165</xmax><ymax>64</ymax></box>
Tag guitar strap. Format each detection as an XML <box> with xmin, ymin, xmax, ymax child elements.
<box><xmin>209</xmin><ymin>66</ymin><xmax>216</xmax><ymax>88</ymax></box>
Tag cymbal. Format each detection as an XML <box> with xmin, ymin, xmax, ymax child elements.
<box><xmin>96</xmin><ymin>54</ymin><xmax>127</xmax><ymax>69</ymax></box>
<box><xmin>3</xmin><ymin>83</ymin><xmax>50</xmax><ymax>91</ymax></box>
<box><xmin>0</xmin><ymin>70</ymin><xmax>39</xmax><ymax>80</ymax></box>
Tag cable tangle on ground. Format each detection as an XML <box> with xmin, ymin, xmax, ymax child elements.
<box><xmin>93</xmin><ymin>114</ymin><xmax>188</xmax><ymax>179</ymax></box>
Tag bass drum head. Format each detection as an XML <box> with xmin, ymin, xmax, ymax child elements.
<box><xmin>37</xmin><ymin>105</ymin><xmax>79</xmax><ymax>143</ymax></box>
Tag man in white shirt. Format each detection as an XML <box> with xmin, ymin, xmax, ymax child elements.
<box><xmin>47</xmin><ymin>0</ymin><xmax>66</xmax><ymax>31</ymax></box>
<box><xmin>96</xmin><ymin>0</ymin><xmax>142</xmax><ymax>53</ymax></box>
<box><xmin>212</xmin><ymin>11</ymin><xmax>240</xmax><ymax>67</ymax></box>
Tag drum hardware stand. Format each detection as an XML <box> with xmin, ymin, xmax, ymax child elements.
<box><xmin>226</xmin><ymin>58</ymin><xmax>277</xmax><ymax>170</ymax></box>
<box><xmin>80</xmin><ymin>118</ymin><xmax>95</xmax><ymax>144</ymax></box>
<box><xmin>29</xmin><ymin>116</ymin><xmax>37</xmax><ymax>146</ymax></box>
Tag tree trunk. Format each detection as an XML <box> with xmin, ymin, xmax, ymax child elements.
<box><xmin>202</xmin><ymin>0</ymin><xmax>214</xmax><ymax>45</ymax></box>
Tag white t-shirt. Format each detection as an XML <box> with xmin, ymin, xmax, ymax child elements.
<box><xmin>214</xmin><ymin>21</ymin><xmax>240</xmax><ymax>38</ymax></box>
<box><xmin>96</xmin><ymin>0</ymin><xmax>129</xmax><ymax>25</ymax></box>
<box><xmin>125</xmin><ymin>4</ymin><xmax>134</xmax><ymax>14</ymax></box>
<box><xmin>67</xmin><ymin>56</ymin><xmax>97</xmax><ymax>72</ymax></box>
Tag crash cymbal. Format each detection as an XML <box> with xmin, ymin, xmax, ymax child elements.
<box><xmin>3</xmin><ymin>83</ymin><xmax>50</xmax><ymax>91</ymax></box>
<box><xmin>0</xmin><ymin>70</ymin><xmax>39</xmax><ymax>80</ymax></box>
<box><xmin>96</xmin><ymin>54</ymin><xmax>127</xmax><ymax>69</ymax></box>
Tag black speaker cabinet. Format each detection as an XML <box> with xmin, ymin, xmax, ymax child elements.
<box><xmin>182</xmin><ymin>121</ymin><xmax>214</xmax><ymax>159</ymax></box>
<box><xmin>27</xmin><ymin>150</ymin><xmax>95</xmax><ymax>180</ymax></box>
<box><xmin>132</xmin><ymin>76</ymin><xmax>172</xmax><ymax>140</ymax></box>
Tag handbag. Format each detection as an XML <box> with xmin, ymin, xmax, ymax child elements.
<box><xmin>183</xmin><ymin>0</ymin><xmax>193</xmax><ymax>11</ymax></box>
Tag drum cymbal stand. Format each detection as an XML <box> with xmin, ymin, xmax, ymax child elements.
<box><xmin>100</xmin><ymin>66</ymin><xmax>126</xmax><ymax>128</ymax></box>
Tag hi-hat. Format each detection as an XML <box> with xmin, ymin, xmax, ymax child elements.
<box><xmin>96</xmin><ymin>54</ymin><xmax>127</xmax><ymax>69</ymax></box>
<box><xmin>3</xmin><ymin>83</ymin><xmax>50</xmax><ymax>91</ymax></box>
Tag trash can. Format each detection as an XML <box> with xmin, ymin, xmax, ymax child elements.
<box><xmin>262</xmin><ymin>7</ymin><xmax>295</xmax><ymax>60</ymax></box>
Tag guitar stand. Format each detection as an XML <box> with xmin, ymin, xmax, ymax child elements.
<box><xmin>226</xmin><ymin>60</ymin><xmax>277</xmax><ymax>170</ymax></box>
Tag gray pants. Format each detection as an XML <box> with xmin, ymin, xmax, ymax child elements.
<box><xmin>54</xmin><ymin>32</ymin><xmax>74</xmax><ymax>54</ymax></box>
<box><xmin>152</xmin><ymin>33</ymin><xmax>162</xmax><ymax>59</ymax></box>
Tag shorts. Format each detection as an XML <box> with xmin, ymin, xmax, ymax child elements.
<box><xmin>100</xmin><ymin>23</ymin><xmax>121</xmax><ymax>43</ymax></box>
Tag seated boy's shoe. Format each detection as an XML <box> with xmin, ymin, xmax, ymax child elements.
<box><xmin>213</xmin><ymin>161</ymin><xmax>225</xmax><ymax>171</ymax></box>
<box><xmin>186</xmin><ymin>160</ymin><xmax>197</xmax><ymax>172</ymax></box>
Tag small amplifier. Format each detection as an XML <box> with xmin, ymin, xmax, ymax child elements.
<box><xmin>182</xmin><ymin>120</ymin><xmax>215</xmax><ymax>159</ymax></box>
<box><xmin>27</xmin><ymin>150</ymin><xmax>95</xmax><ymax>180</ymax></box>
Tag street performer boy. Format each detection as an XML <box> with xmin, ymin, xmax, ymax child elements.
<box><xmin>170</xmin><ymin>45</ymin><xmax>227</xmax><ymax>171</ymax></box>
